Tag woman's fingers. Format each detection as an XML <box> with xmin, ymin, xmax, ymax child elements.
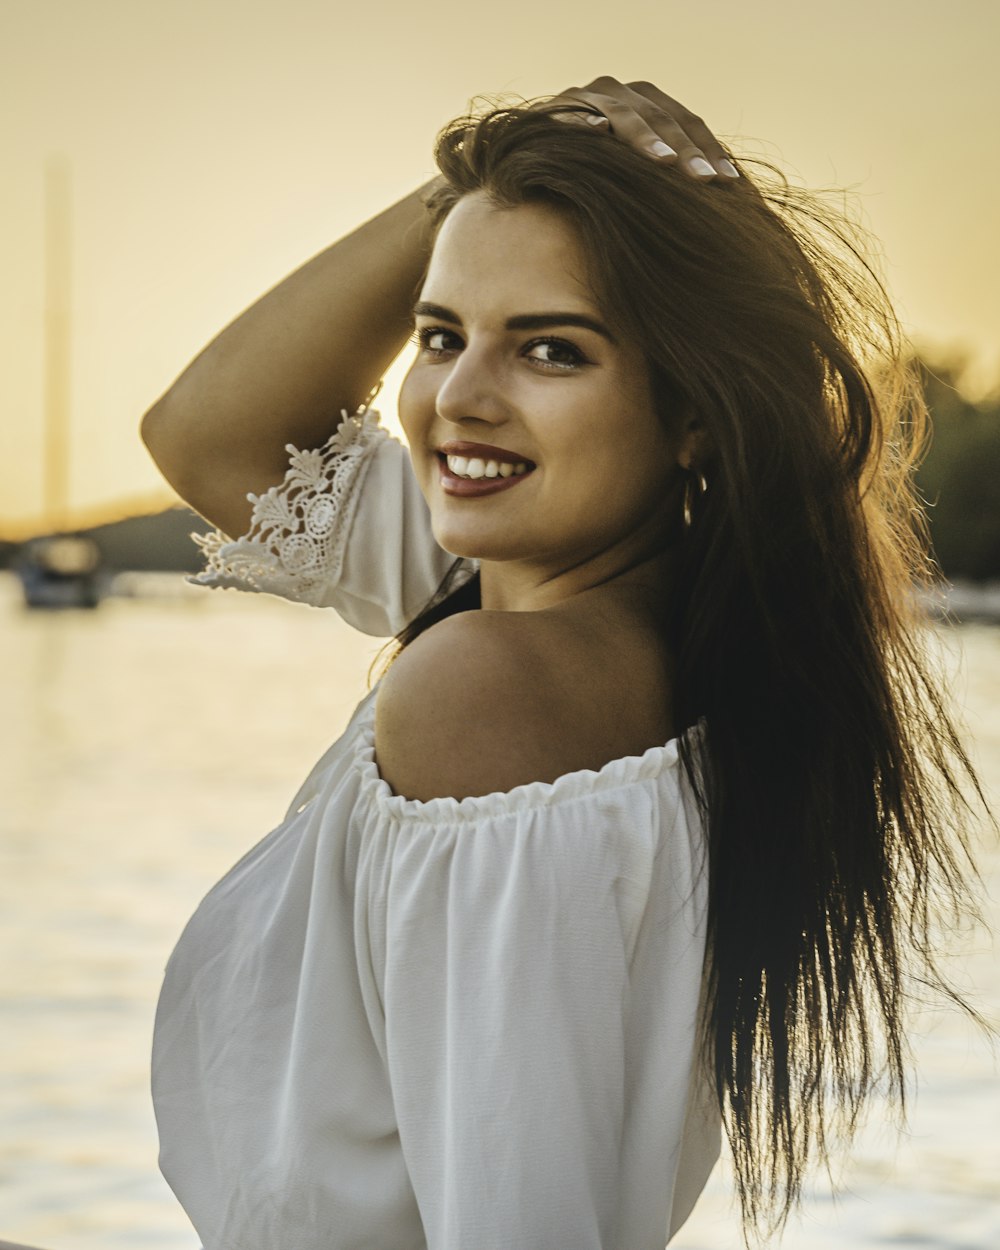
<box><xmin>543</xmin><ymin>105</ymin><xmax>613</xmax><ymax>136</ymax></box>
<box><xmin>546</xmin><ymin>76</ymin><xmax>738</xmax><ymax>182</ymax></box>
<box><xmin>627</xmin><ymin>80</ymin><xmax>739</xmax><ymax>178</ymax></box>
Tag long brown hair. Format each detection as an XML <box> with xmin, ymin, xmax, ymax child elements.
<box><xmin>383</xmin><ymin>104</ymin><xmax>988</xmax><ymax>1238</ymax></box>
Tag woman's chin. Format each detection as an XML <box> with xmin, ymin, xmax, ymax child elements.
<box><xmin>436</xmin><ymin>538</ymin><xmax>507</xmax><ymax>562</ymax></box>
<box><xmin>431</xmin><ymin>524</ymin><xmax>530</xmax><ymax>564</ymax></box>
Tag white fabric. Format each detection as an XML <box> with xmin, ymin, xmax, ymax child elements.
<box><xmin>153</xmin><ymin>691</ymin><xmax>719</xmax><ymax>1250</ymax></box>
<box><xmin>190</xmin><ymin>407</ymin><xmax>476</xmax><ymax>637</ymax></box>
<box><xmin>153</xmin><ymin>409</ymin><xmax>721</xmax><ymax>1249</ymax></box>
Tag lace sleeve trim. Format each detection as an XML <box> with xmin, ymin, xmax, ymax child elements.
<box><xmin>190</xmin><ymin>406</ymin><xmax>390</xmax><ymax>606</ymax></box>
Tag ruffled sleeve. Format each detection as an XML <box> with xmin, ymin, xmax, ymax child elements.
<box><xmin>190</xmin><ymin>407</ymin><xmax>475</xmax><ymax>636</ymax></box>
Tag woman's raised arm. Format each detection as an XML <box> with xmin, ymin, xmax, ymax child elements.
<box><xmin>141</xmin><ymin>77</ymin><xmax>734</xmax><ymax>540</ymax></box>
<box><xmin>141</xmin><ymin>178</ymin><xmax>441</xmax><ymax>538</ymax></box>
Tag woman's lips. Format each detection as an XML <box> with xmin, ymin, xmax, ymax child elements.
<box><xmin>437</xmin><ymin>454</ymin><xmax>536</xmax><ymax>497</ymax></box>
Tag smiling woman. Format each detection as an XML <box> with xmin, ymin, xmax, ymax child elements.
<box><xmin>134</xmin><ymin>75</ymin><xmax>988</xmax><ymax>1250</ymax></box>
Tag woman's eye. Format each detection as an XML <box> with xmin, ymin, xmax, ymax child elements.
<box><xmin>524</xmin><ymin>338</ymin><xmax>586</xmax><ymax>370</ymax></box>
<box><xmin>413</xmin><ymin>328</ymin><xmax>587</xmax><ymax>370</ymax></box>
<box><xmin>415</xmin><ymin>327</ymin><xmax>460</xmax><ymax>354</ymax></box>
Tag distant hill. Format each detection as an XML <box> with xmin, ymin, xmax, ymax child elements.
<box><xmin>0</xmin><ymin>508</ymin><xmax>218</xmax><ymax>573</ymax></box>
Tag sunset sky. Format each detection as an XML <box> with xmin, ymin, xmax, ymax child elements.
<box><xmin>3</xmin><ymin>0</ymin><xmax>999</xmax><ymax>536</ymax></box>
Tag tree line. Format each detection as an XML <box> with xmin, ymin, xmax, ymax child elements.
<box><xmin>912</xmin><ymin>357</ymin><xmax>1000</xmax><ymax>582</ymax></box>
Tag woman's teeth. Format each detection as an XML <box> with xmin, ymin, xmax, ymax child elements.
<box><xmin>445</xmin><ymin>455</ymin><xmax>529</xmax><ymax>480</ymax></box>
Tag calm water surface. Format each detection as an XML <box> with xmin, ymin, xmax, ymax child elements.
<box><xmin>1</xmin><ymin>572</ymin><xmax>997</xmax><ymax>1248</ymax></box>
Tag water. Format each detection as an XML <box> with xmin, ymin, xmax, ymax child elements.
<box><xmin>1</xmin><ymin>573</ymin><xmax>997</xmax><ymax>1249</ymax></box>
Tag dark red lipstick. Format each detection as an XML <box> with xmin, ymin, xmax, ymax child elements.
<box><xmin>436</xmin><ymin>443</ymin><xmax>537</xmax><ymax>498</ymax></box>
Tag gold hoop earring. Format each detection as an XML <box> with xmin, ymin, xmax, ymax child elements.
<box><xmin>682</xmin><ymin>470</ymin><xmax>708</xmax><ymax>529</ymax></box>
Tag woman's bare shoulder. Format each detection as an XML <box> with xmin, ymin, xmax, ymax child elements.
<box><xmin>373</xmin><ymin>605</ymin><xmax>673</xmax><ymax>803</ymax></box>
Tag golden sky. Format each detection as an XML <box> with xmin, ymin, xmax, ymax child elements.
<box><xmin>3</xmin><ymin>0</ymin><xmax>999</xmax><ymax>534</ymax></box>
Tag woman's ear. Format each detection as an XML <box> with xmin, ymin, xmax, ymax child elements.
<box><xmin>676</xmin><ymin>415</ymin><xmax>714</xmax><ymax>473</ymax></box>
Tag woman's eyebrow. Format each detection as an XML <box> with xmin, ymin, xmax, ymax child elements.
<box><xmin>412</xmin><ymin>301</ymin><xmax>617</xmax><ymax>344</ymax></box>
<box><xmin>507</xmin><ymin>312</ymin><xmax>617</xmax><ymax>344</ymax></box>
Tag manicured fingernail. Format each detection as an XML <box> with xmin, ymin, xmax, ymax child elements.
<box><xmin>717</xmin><ymin>158</ymin><xmax>740</xmax><ymax>179</ymax></box>
<box><xmin>688</xmin><ymin>156</ymin><xmax>716</xmax><ymax>178</ymax></box>
<box><xmin>650</xmin><ymin>140</ymin><xmax>676</xmax><ymax>158</ymax></box>
<box><xmin>586</xmin><ymin>113</ymin><xmax>608</xmax><ymax>126</ymax></box>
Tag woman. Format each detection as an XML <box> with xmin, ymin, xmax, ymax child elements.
<box><xmin>133</xmin><ymin>76</ymin><xmax>983</xmax><ymax>1250</ymax></box>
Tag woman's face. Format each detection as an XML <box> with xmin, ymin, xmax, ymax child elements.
<box><xmin>400</xmin><ymin>192</ymin><xmax>689</xmax><ymax>602</ymax></box>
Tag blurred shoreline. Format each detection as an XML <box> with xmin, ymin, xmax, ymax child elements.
<box><xmin>3</xmin><ymin>511</ymin><xmax>1000</xmax><ymax>624</ymax></box>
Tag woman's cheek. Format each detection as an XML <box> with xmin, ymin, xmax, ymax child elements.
<box><xmin>397</xmin><ymin>364</ymin><xmax>432</xmax><ymax>437</ymax></box>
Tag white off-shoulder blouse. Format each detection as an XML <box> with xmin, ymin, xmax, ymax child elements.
<box><xmin>152</xmin><ymin>408</ymin><xmax>721</xmax><ymax>1250</ymax></box>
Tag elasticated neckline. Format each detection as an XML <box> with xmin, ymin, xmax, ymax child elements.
<box><xmin>353</xmin><ymin>694</ymin><xmax>696</xmax><ymax>825</ymax></box>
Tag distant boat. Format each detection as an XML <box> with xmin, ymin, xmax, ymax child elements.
<box><xmin>15</xmin><ymin>534</ymin><xmax>102</xmax><ymax>609</ymax></box>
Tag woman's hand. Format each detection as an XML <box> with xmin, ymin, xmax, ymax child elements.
<box><xmin>542</xmin><ymin>75</ymin><xmax>739</xmax><ymax>181</ymax></box>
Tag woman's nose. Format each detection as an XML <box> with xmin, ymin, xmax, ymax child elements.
<box><xmin>434</xmin><ymin>343</ymin><xmax>509</xmax><ymax>427</ymax></box>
